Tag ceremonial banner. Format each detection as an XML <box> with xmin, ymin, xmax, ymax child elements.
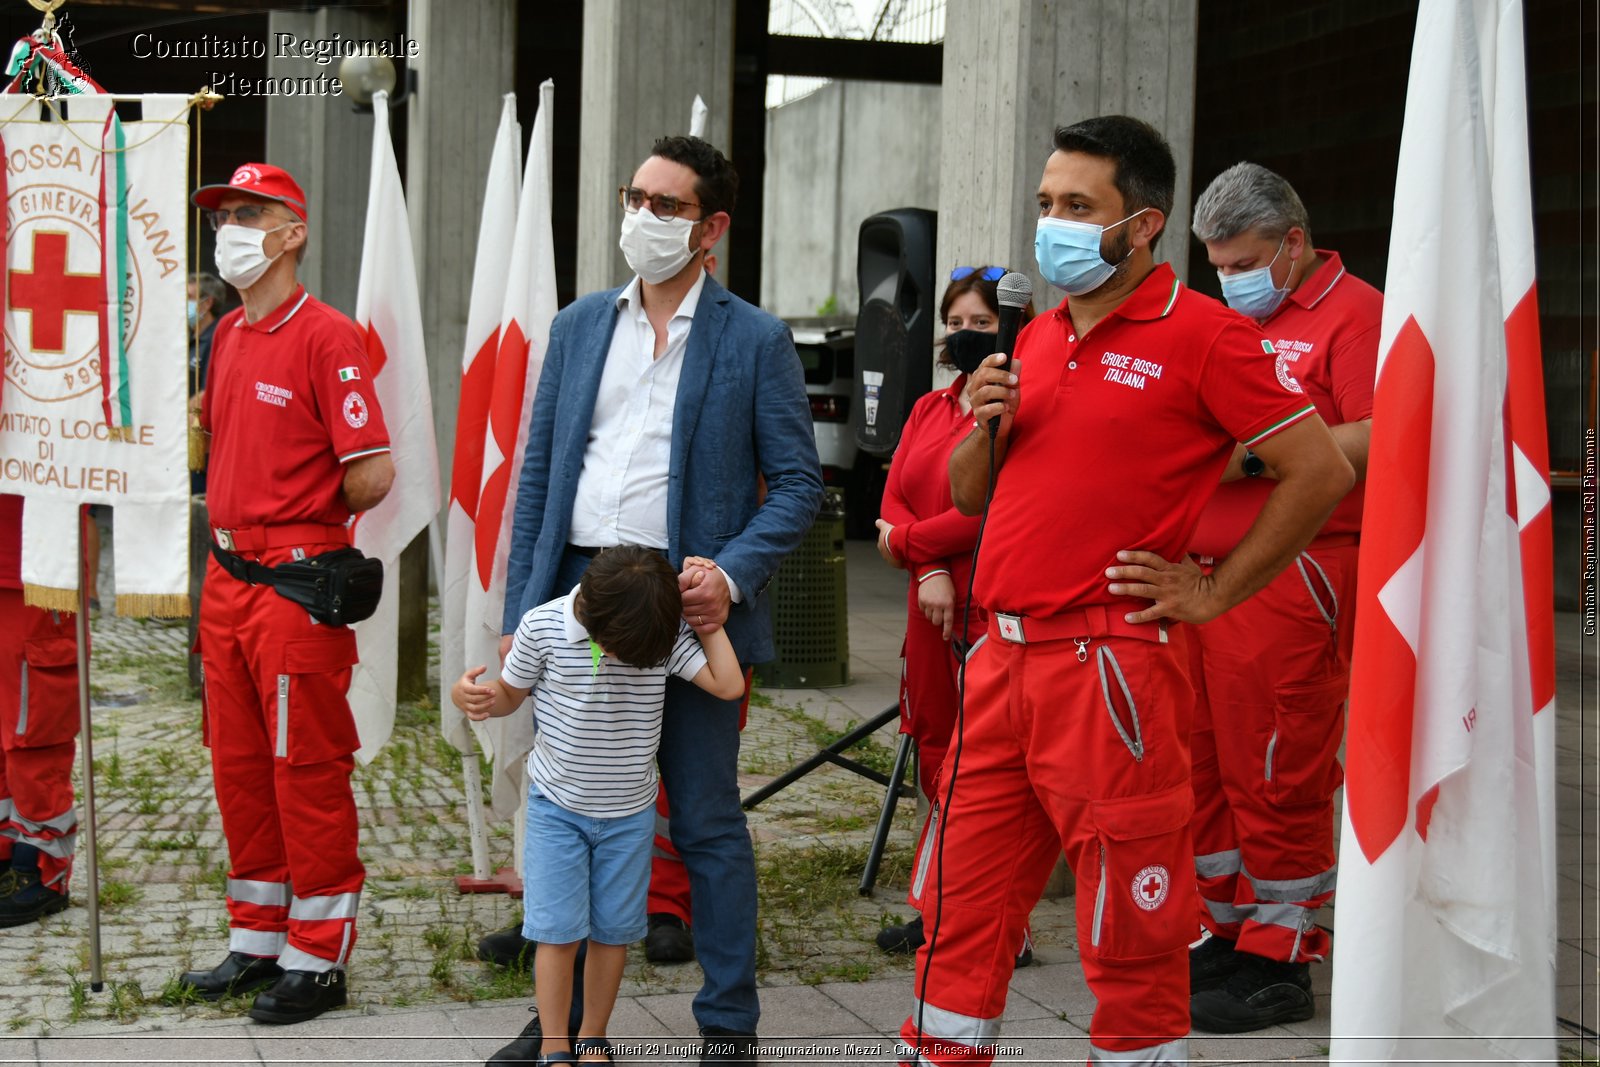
<box><xmin>440</xmin><ymin>92</ymin><xmax>520</xmax><ymax>756</ymax></box>
<box><xmin>1331</xmin><ymin>1</ymin><xmax>1557</xmax><ymax>1062</ymax></box>
<box><xmin>349</xmin><ymin>90</ymin><xmax>440</xmax><ymax>762</ymax></box>
<box><xmin>0</xmin><ymin>94</ymin><xmax>190</xmax><ymax>614</ymax></box>
<box><xmin>471</xmin><ymin>79</ymin><xmax>557</xmax><ymax>817</ymax></box>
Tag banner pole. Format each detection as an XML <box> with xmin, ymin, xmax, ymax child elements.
<box><xmin>74</xmin><ymin>512</ymin><xmax>104</xmax><ymax>992</ymax></box>
<box><xmin>460</xmin><ymin>754</ymin><xmax>491</xmax><ymax>880</ymax></box>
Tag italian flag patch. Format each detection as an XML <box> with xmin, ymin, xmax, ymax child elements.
<box><xmin>338</xmin><ymin>367</ymin><xmax>361</xmax><ymax>381</ymax></box>
<box><xmin>1261</xmin><ymin>340</ymin><xmax>1276</xmax><ymax>355</ymax></box>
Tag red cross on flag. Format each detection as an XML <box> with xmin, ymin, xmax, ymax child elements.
<box><xmin>347</xmin><ymin>90</ymin><xmax>441</xmax><ymax>762</ymax></box>
<box><xmin>438</xmin><ymin>92</ymin><xmax>520</xmax><ymax>761</ymax></box>
<box><xmin>1330</xmin><ymin>1</ymin><xmax>1556</xmax><ymax>1062</ymax></box>
<box><xmin>461</xmin><ymin>80</ymin><xmax>558</xmax><ymax>819</ymax></box>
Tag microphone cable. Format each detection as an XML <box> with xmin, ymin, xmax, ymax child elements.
<box><xmin>912</xmin><ymin>415</ymin><xmax>1002</xmax><ymax>1065</ymax></box>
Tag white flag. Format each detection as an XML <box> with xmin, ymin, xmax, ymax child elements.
<box><xmin>439</xmin><ymin>93</ymin><xmax>521</xmax><ymax>753</ymax></box>
<box><xmin>1331</xmin><ymin>2</ymin><xmax>1556</xmax><ymax>1063</ymax></box>
<box><xmin>469</xmin><ymin>79</ymin><xmax>558</xmax><ymax>817</ymax></box>
<box><xmin>348</xmin><ymin>91</ymin><xmax>441</xmax><ymax>763</ymax></box>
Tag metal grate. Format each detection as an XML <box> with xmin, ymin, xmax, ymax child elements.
<box><xmin>761</xmin><ymin>491</ymin><xmax>851</xmax><ymax>688</ymax></box>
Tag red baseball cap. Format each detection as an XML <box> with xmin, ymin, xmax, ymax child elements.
<box><xmin>192</xmin><ymin>162</ymin><xmax>308</xmax><ymax>221</ymax></box>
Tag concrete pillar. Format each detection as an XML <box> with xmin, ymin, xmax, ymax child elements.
<box><xmin>405</xmin><ymin>0</ymin><xmax>517</xmax><ymax>497</ymax></box>
<box><xmin>937</xmin><ymin>0</ymin><xmax>1199</xmax><ymax>309</ymax></box>
<box><xmin>577</xmin><ymin>0</ymin><xmax>736</xmax><ymax>295</ymax></box>
<box><xmin>263</xmin><ymin>7</ymin><xmax>390</xmax><ymax>317</ymax></box>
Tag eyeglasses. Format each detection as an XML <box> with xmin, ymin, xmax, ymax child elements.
<box><xmin>206</xmin><ymin>204</ymin><xmax>289</xmax><ymax>230</ymax></box>
<box><xmin>950</xmin><ymin>265</ymin><xmax>1006</xmax><ymax>282</ymax></box>
<box><xmin>618</xmin><ymin>186</ymin><xmax>702</xmax><ymax>221</ymax></box>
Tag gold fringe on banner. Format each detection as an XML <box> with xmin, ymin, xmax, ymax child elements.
<box><xmin>22</xmin><ymin>583</ymin><xmax>79</xmax><ymax>613</ymax></box>
<box><xmin>115</xmin><ymin>593</ymin><xmax>190</xmax><ymax>619</ymax></box>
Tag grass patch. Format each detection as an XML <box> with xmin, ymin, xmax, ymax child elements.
<box><xmin>159</xmin><ymin>972</ymin><xmax>206</xmax><ymax>1007</ymax></box>
<box><xmin>98</xmin><ymin>874</ymin><xmax>143</xmax><ymax>909</ymax></box>
<box><xmin>753</xmin><ymin>839</ymin><xmax>914</xmax><ymax>983</ymax></box>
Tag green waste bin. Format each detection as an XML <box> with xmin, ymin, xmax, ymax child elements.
<box><xmin>760</xmin><ymin>490</ymin><xmax>850</xmax><ymax>688</ymax></box>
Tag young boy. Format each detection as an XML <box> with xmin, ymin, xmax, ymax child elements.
<box><xmin>453</xmin><ymin>546</ymin><xmax>743</xmax><ymax>1066</ymax></box>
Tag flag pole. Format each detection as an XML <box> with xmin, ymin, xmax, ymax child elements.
<box><xmin>460</xmin><ymin>753</ymin><xmax>491</xmax><ymax>880</ymax></box>
<box><xmin>73</xmin><ymin>512</ymin><xmax>104</xmax><ymax>992</ymax></box>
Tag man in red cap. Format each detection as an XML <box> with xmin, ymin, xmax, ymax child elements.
<box><xmin>178</xmin><ymin>163</ymin><xmax>394</xmax><ymax>1024</ymax></box>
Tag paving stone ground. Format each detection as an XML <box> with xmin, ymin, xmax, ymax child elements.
<box><xmin>0</xmin><ymin>533</ymin><xmax>1591</xmax><ymax>1066</ymax></box>
<box><xmin>0</xmin><ymin>535</ymin><xmax>1075</xmax><ymax>1035</ymax></box>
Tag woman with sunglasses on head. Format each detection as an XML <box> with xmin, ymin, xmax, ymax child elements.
<box><xmin>872</xmin><ymin>266</ymin><xmax>1035</xmax><ymax>965</ymax></box>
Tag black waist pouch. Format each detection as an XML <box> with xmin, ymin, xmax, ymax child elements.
<box><xmin>211</xmin><ymin>543</ymin><xmax>384</xmax><ymax>627</ymax></box>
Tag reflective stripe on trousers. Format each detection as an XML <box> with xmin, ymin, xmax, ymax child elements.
<box><xmin>1089</xmin><ymin>1037</ymin><xmax>1189</xmax><ymax>1064</ymax></box>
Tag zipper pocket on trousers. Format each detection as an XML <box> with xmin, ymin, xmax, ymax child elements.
<box><xmin>912</xmin><ymin>802</ymin><xmax>939</xmax><ymax>900</ymax></box>
<box><xmin>1265</xmin><ymin>730</ymin><xmax>1278</xmax><ymax>782</ymax></box>
<box><xmin>1091</xmin><ymin>844</ymin><xmax>1107</xmax><ymax>948</ymax></box>
<box><xmin>1095</xmin><ymin>645</ymin><xmax>1144</xmax><ymax>762</ymax></box>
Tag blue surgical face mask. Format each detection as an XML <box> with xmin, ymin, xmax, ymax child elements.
<box><xmin>187</xmin><ymin>299</ymin><xmax>199</xmax><ymax>328</ymax></box>
<box><xmin>1034</xmin><ymin>208</ymin><xmax>1147</xmax><ymax>296</ymax></box>
<box><xmin>1219</xmin><ymin>237</ymin><xmax>1294</xmax><ymax>320</ymax></box>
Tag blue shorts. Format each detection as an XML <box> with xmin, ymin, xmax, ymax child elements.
<box><xmin>521</xmin><ymin>783</ymin><xmax>654</xmax><ymax>945</ymax></box>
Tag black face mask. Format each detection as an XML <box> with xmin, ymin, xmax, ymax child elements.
<box><xmin>942</xmin><ymin>329</ymin><xmax>998</xmax><ymax>376</ymax></box>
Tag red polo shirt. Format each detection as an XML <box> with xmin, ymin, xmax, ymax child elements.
<box><xmin>881</xmin><ymin>376</ymin><xmax>983</xmax><ymax>570</ymax></box>
<box><xmin>975</xmin><ymin>263</ymin><xmax>1315</xmax><ymax>618</ymax></box>
<box><xmin>201</xmin><ymin>286</ymin><xmax>390</xmax><ymax>529</ymax></box>
<box><xmin>1190</xmin><ymin>251</ymin><xmax>1380</xmax><ymax>557</ymax></box>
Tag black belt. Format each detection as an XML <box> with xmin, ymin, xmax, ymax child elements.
<box><xmin>565</xmin><ymin>543</ymin><xmax>603</xmax><ymax>558</ymax></box>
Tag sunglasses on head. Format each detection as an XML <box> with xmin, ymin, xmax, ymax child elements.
<box><xmin>950</xmin><ymin>265</ymin><xmax>1006</xmax><ymax>282</ymax></box>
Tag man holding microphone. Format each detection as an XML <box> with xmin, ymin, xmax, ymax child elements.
<box><xmin>897</xmin><ymin>116</ymin><xmax>1353</xmax><ymax>1067</ymax></box>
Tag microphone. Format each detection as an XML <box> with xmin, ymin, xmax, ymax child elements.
<box><xmin>988</xmin><ymin>272</ymin><xmax>1034</xmax><ymax>437</ymax></box>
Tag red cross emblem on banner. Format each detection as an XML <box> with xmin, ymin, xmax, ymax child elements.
<box><xmin>8</xmin><ymin>230</ymin><xmax>102</xmax><ymax>352</ymax></box>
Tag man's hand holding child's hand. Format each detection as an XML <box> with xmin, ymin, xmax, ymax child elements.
<box><xmin>680</xmin><ymin>556</ymin><xmax>728</xmax><ymax>635</ymax></box>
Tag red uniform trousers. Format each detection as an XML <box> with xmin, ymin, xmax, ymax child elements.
<box><xmin>648</xmin><ymin>784</ymin><xmax>691</xmax><ymax>923</ymax></box>
<box><xmin>900</xmin><ymin>605</ymin><xmax>1029</xmax><ymax>955</ymax></box>
<box><xmin>198</xmin><ymin>543</ymin><xmax>364</xmax><ymax>972</ymax></box>
<box><xmin>1186</xmin><ymin>542</ymin><xmax>1357</xmax><ymax>964</ymax></box>
<box><xmin>900</xmin><ymin>615</ymin><xmax>1196</xmax><ymax>1066</ymax></box>
<box><xmin>0</xmin><ymin>590</ymin><xmax>79</xmax><ymax>890</ymax></box>
<box><xmin>646</xmin><ymin>670</ymin><xmax>752</xmax><ymax>923</ymax></box>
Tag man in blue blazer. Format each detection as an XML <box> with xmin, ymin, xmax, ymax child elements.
<box><xmin>492</xmin><ymin>135</ymin><xmax>823</xmax><ymax>1066</ymax></box>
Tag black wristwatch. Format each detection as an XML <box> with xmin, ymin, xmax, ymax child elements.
<box><xmin>1242</xmin><ymin>450</ymin><xmax>1266</xmax><ymax>478</ymax></box>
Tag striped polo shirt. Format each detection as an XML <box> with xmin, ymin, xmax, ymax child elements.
<box><xmin>502</xmin><ymin>588</ymin><xmax>707</xmax><ymax>818</ymax></box>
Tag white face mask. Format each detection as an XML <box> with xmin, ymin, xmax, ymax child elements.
<box><xmin>214</xmin><ymin>222</ymin><xmax>289</xmax><ymax>290</ymax></box>
<box><xmin>619</xmin><ymin>209</ymin><xmax>699</xmax><ymax>285</ymax></box>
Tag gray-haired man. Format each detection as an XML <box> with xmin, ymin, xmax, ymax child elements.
<box><xmin>1184</xmin><ymin>161</ymin><xmax>1381</xmax><ymax>1032</ymax></box>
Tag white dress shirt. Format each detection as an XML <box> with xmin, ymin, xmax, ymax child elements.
<box><xmin>568</xmin><ymin>271</ymin><xmax>744</xmax><ymax>603</ymax></box>
<box><xmin>569</xmin><ymin>272</ymin><xmax>704</xmax><ymax>550</ymax></box>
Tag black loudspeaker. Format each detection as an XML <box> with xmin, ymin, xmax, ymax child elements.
<box><xmin>853</xmin><ymin>208</ymin><xmax>937</xmax><ymax>455</ymax></box>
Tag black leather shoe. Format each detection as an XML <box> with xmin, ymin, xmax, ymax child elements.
<box><xmin>874</xmin><ymin>914</ymin><xmax>924</xmax><ymax>954</ymax></box>
<box><xmin>0</xmin><ymin>868</ymin><xmax>68</xmax><ymax>928</ymax></box>
<box><xmin>1189</xmin><ymin>934</ymin><xmax>1240</xmax><ymax>993</ymax></box>
<box><xmin>1012</xmin><ymin>930</ymin><xmax>1034</xmax><ymax>970</ymax></box>
<box><xmin>178</xmin><ymin>951</ymin><xmax>284</xmax><ymax>1002</ymax></box>
<box><xmin>479</xmin><ymin>922</ymin><xmax>538</xmax><ymax>971</ymax></box>
<box><xmin>248</xmin><ymin>968</ymin><xmax>348</xmax><ymax>1024</ymax></box>
<box><xmin>488</xmin><ymin>1006</ymin><xmax>542</xmax><ymax>1065</ymax></box>
<box><xmin>1189</xmin><ymin>954</ymin><xmax>1314</xmax><ymax>1033</ymax></box>
<box><xmin>699</xmin><ymin>1026</ymin><xmax>759</xmax><ymax>1064</ymax></box>
<box><xmin>644</xmin><ymin>913</ymin><xmax>695</xmax><ymax>964</ymax></box>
